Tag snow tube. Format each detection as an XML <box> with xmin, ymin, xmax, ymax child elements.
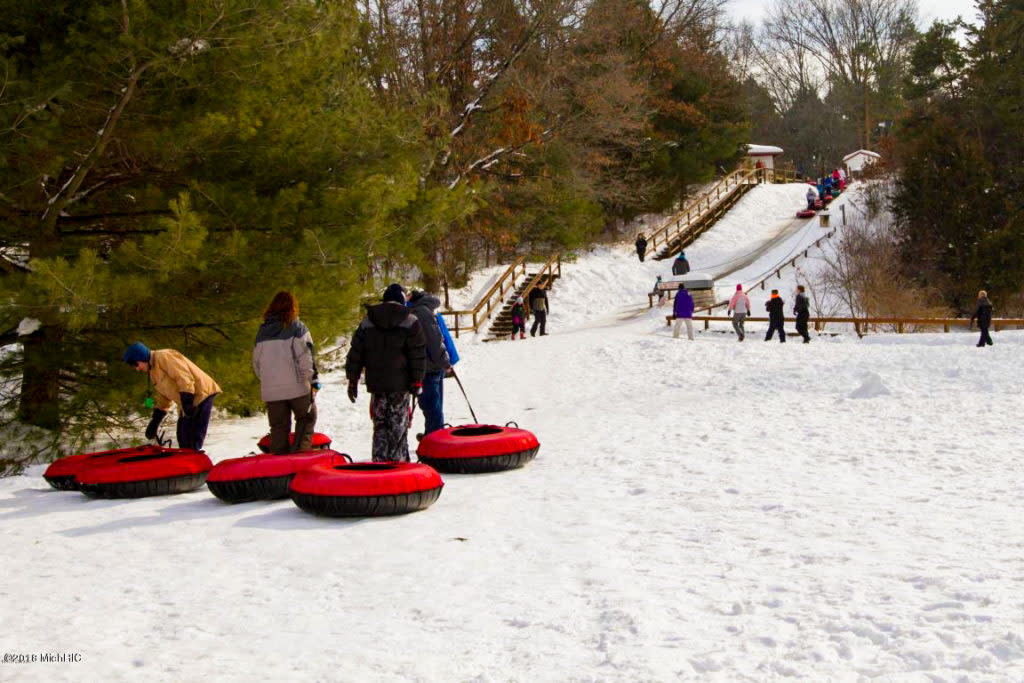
<box><xmin>43</xmin><ymin>444</ymin><xmax>165</xmax><ymax>491</ymax></box>
<box><xmin>813</xmin><ymin>199</ymin><xmax>824</xmax><ymax>210</ymax></box>
<box><xmin>256</xmin><ymin>431</ymin><xmax>331</xmax><ymax>453</ymax></box>
<box><xmin>290</xmin><ymin>462</ymin><xmax>443</xmax><ymax>517</ymax></box>
<box><xmin>823</xmin><ymin>194</ymin><xmax>834</xmax><ymax>203</ymax></box>
<box><xmin>416</xmin><ymin>422</ymin><xmax>540</xmax><ymax>474</ymax></box>
<box><xmin>207</xmin><ymin>450</ymin><xmax>351</xmax><ymax>503</ymax></box>
<box><xmin>796</xmin><ymin>209</ymin><xmax>816</xmax><ymax>219</ymax></box>
<box><xmin>76</xmin><ymin>449</ymin><xmax>212</xmax><ymax>498</ymax></box>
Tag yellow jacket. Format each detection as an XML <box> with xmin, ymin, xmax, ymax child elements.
<box><xmin>148</xmin><ymin>349</ymin><xmax>221</xmax><ymax>412</ymax></box>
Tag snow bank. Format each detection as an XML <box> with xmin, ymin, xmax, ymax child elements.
<box><xmin>2</xmin><ymin>182</ymin><xmax>1022</xmax><ymax>680</ymax></box>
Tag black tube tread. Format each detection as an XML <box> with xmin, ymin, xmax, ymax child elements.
<box><xmin>417</xmin><ymin>446</ymin><xmax>538</xmax><ymax>474</ymax></box>
<box><xmin>44</xmin><ymin>476</ymin><xmax>78</xmax><ymax>491</ymax></box>
<box><xmin>79</xmin><ymin>472</ymin><xmax>209</xmax><ymax>499</ymax></box>
<box><xmin>207</xmin><ymin>474</ymin><xmax>294</xmax><ymax>504</ymax></box>
<box><xmin>290</xmin><ymin>485</ymin><xmax>443</xmax><ymax>517</ymax></box>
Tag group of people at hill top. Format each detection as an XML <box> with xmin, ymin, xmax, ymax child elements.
<box><xmin>122</xmin><ymin>284</ymin><xmax>461</xmax><ymax>463</ymax></box>
<box><xmin>805</xmin><ymin>168</ymin><xmax>846</xmax><ymax>209</ymax></box>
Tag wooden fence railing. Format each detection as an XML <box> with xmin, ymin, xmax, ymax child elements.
<box><xmin>439</xmin><ymin>257</ymin><xmax>526</xmax><ymax>338</ymax></box>
<box><xmin>646</xmin><ymin>168</ymin><xmax>758</xmax><ymax>254</ymax></box>
<box><xmin>440</xmin><ymin>253</ymin><xmax>561</xmax><ymax>337</ymax></box>
<box><xmin>666</xmin><ymin>315</ymin><xmax>1024</xmax><ymax>335</ymax></box>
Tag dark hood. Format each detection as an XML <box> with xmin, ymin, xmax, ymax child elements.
<box><xmin>408</xmin><ymin>292</ymin><xmax>442</xmax><ymax>312</ymax></box>
<box><xmin>366</xmin><ymin>301</ymin><xmax>412</xmax><ymax>330</ymax></box>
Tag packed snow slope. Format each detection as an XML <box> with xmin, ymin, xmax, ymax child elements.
<box><xmin>3</xmin><ymin>185</ymin><xmax>1023</xmax><ymax>681</ymax></box>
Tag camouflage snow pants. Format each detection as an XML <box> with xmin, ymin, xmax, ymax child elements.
<box><xmin>370</xmin><ymin>392</ymin><xmax>413</xmax><ymax>462</ymax></box>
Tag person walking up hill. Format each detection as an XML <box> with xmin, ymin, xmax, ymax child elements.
<box><xmin>529</xmin><ymin>283</ymin><xmax>550</xmax><ymax>337</ymax></box>
<box><xmin>765</xmin><ymin>290</ymin><xmax>786</xmax><ymax>343</ymax></box>
<box><xmin>794</xmin><ymin>285</ymin><xmax>811</xmax><ymax>343</ymax></box>
<box><xmin>672</xmin><ymin>284</ymin><xmax>695</xmax><ymax>340</ymax></box>
<box><xmin>727</xmin><ymin>284</ymin><xmax>751</xmax><ymax>342</ymax></box>
<box><xmin>345</xmin><ymin>283</ymin><xmax>426</xmax><ymax>462</ymax></box>
<box><xmin>407</xmin><ymin>289</ymin><xmax>452</xmax><ymax>437</ymax></box>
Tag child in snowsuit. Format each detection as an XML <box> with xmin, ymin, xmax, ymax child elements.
<box><xmin>764</xmin><ymin>290</ymin><xmax>786</xmax><ymax>342</ymax></box>
<box><xmin>510</xmin><ymin>296</ymin><xmax>527</xmax><ymax>339</ymax></box>
<box><xmin>345</xmin><ymin>283</ymin><xmax>427</xmax><ymax>462</ymax></box>
<box><xmin>806</xmin><ymin>187</ymin><xmax>817</xmax><ymax>210</ymax></box>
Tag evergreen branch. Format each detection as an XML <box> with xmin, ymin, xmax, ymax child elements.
<box><xmin>57</xmin><ymin>209</ymin><xmax>173</xmax><ymax>225</ymax></box>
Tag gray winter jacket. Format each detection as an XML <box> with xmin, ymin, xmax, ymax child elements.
<box><xmin>253</xmin><ymin>316</ymin><xmax>316</xmax><ymax>402</ymax></box>
<box><xmin>407</xmin><ymin>292</ymin><xmax>450</xmax><ymax>373</ymax></box>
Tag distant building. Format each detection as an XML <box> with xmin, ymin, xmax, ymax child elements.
<box><xmin>843</xmin><ymin>150</ymin><xmax>881</xmax><ymax>177</ymax></box>
<box><xmin>746</xmin><ymin>144</ymin><xmax>784</xmax><ymax>171</ymax></box>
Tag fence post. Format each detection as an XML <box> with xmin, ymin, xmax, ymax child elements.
<box><xmin>454</xmin><ymin>313</ymin><xmax>460</xmax><ymax>338</ymax></box>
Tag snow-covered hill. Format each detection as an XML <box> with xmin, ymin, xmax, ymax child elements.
<box><xmin>3</xmin><ymin>184</ymin><xmax>1022</xmax><ymax>681</ymax></box>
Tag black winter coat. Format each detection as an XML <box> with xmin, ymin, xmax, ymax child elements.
<box><xmin>407</xmin><ymin>292</ymin><xmax>450</xmax><ymax>373</ymax></box>
<box><xmin>635</xmin><ymin>237</ymin><xmax>647</xmax><ymax>255</ymax></box>
<box><xmin>345</xmin><ymin>302</ymin><xmax>426</xmax><ymax>394</ymax></box>
<box><xmin>766</xmin><ymin>296</ymin><xmax>785</xmax><ymax>322</ymax></box>
<box><xmin>794</xmin><ymin>293</ymin><xmax>810</xmax><ymax>315</ymax></box>
<box><xmin>971</xmin><ymin>298</ymin><xmax>993</xmax><ymax>327</ymax></box>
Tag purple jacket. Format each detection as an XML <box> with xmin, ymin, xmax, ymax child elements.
<box><xmin>673</xmin><ymin>289</ymin><xmax>695</xmax><ymax>318</ymax></box>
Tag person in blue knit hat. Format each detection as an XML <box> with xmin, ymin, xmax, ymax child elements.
<box><xmin>123</xmin><ymin>342</ymin><xmax>221</xmax><ymax>450</ymax></box>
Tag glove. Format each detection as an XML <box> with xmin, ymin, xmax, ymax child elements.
<box><xmin>347</xmin><ymin>381</ymin><xmax>358</xmax><ymax>403</ymax></box>
<box><xmin>145</xmin><ymin>409</ymin><xmax>167</xmax><ymax>440</ymax></box>
<box><xmin>444</xmin><ymin>366</ymin><xmax>455</xmax><ymax>378</ymax></box>
<box><xmin>409</xmin><ymin>381</ymin><xmax>423</xmax><ymax>398</ymax></box>
<box><xmin>179</xmin><ymin>392</ymin><xmax>195</xmax><ymax>418</ymax></box>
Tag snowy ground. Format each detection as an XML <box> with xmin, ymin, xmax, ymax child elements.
<box><xmin>3</xmin><ymin>184</ymin><xmax>1023</xmax><ymax>681</ymax></box>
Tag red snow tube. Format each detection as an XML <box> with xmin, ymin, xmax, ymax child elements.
<box><xmin>75</xmin><ymin>448</ymin><xmax>213</xmax><ymax>498</ymax></box>
<box><xmin>256</xmin><ymin>432</ymin><xmax>332</xmax><ymax>453</ymax></box>
<box><xmin>43</xmin><ymin>444</ymin><xmax>165</xmax><ymax>491</ymax></box>
<box><xmin>289</xmin><ymin>462</ymin><xmax>443</xmax><ymax>517</ymax></box>
<box><xmin>823</xmin><ymin>194</ymin><xmax>833</xmax><ymax>203</ymax></box>
<box><xmin>416</xmin><ymin>422</ymin><xmax>540</xmax><ymax>474</ymax></box>
<box><xmin>796</xmin><ymin>209</ymin><xmax>816</xmax><ymax>219</ymax></box>
<box><xmin>813</xmin><ymin>199</ymin><xmax>824</xmax><ymax>209</ymax></box>
<box><xmin>207</xmin><ymin>449</ymin><xmax>351</xmax><ymax>503</ymax></box>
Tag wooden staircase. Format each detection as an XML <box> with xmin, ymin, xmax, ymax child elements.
<box><xmin>484</xmin><ymin>272</ymin><xmax>559</xmax><ymax>341</ymax></box>
<box><xmin>652</xmin><ymin>179</ymin><xmax>756</xmax><ymax>260</ymax></box>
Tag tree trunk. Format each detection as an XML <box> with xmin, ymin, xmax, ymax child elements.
<box><xmin>18</xmin><ymin>326</ymin><xmax>64</xmax><ymax>431</ymax></box>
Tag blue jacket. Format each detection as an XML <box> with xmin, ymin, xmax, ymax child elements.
<box><xmin>673</xmin><ymin>290</ymin><xmax>695</xmax><ymax>318</ymax></box>
<box><xmin>436</xmin><ymin>313</ymin><xmax>460</xmax><ymax>366</ymax></box>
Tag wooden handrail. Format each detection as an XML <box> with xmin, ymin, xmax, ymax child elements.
<box><xmin>439</xmin><ymin>253</ymin><xmax>561</xmax><ymax>337</ymax></box>
<box><xmin>519</xmin><ymin>253</ymin><xmax>562</xmax><ymax>322</ymax></box>
<box><xmin>439</xmin><ymin>256</ymin><xmax>527</xmax><ymax>338</ymax></box>
<box><xmin>646</xmin><ymin>167</ymin><xmax>760</xmax><ymax>254</ymax></box>
<box><xmin>667</xmin><ymin>314</ymin><xmax>1024</xmax><ymax>334</ymax></box>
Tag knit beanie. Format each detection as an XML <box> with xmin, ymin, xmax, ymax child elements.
<box><xmin>736</xmin><ymin>284</ymin><xmax>743</xmax><ymax>291</ymax></box>
<box><xmin>123</xmin><ymin>342</ymin><xmax>151</xmax><ymax>365</ymax></box>
<box><xmin>382</xmin><ymin>283</ymin><xmax>406</xmax><ymax>304</ymax></box>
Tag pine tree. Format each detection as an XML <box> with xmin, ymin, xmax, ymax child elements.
<box><xmin>0</xmin><ymin>1</ymin><xmax>466</xmax><ymax>462</ymax></box>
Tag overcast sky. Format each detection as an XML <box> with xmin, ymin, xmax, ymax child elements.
<box><xmin>724</xmin><ymin>0</ymin><xmax>981</xmax><ymax>28</ymax></box>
